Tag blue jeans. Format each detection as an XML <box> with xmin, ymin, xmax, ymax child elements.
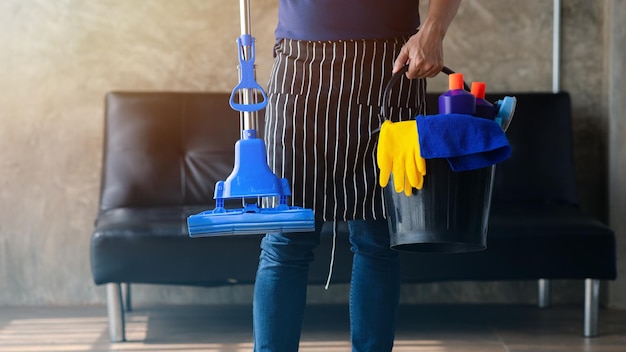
<box><xmin>253</xmin><ymin>220</ymin><xmax>402</xmax><ymax>352</ymax></box>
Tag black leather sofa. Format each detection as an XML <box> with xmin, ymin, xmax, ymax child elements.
<box><xmin>91</xmin><ymin>91</ymin><xmax>616</xmax><ymax>341</ymax></box>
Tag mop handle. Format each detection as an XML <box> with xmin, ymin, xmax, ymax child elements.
<box><xmin>229</xmin><ymin>0</ymin><xmax>267</xmax><ymax>132</ymax></box>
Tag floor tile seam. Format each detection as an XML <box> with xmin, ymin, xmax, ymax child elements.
<box><xmin>491</xmin><ymin>326</ymin><xmax>513</xmax><ymax>352</ymax></box>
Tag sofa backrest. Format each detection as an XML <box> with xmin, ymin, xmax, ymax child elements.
<box><xmin>99</xmin><ymin>92</ymin><xmax>240</xmax><ymax>212</ymax></box>
<box><xmin>489</xmin><ymin>92</ymin><xmax>578</xmax><ymax>205</ymax></box>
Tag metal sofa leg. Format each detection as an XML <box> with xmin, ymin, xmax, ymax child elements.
<box><xmin>538</xmin><ymin>278</ymin><xmax>551</xmax><ymax>308</ymax></box>
<box><xmin>122</xmin><ymin>283</ymin><xmax>132</xmax><ymax>312</ymax></box>
<box><xmin>584</xmin><ymin>278</ymin><xmax>600</xmax><ymax>337</ymax></box>
<box><xmin>106</xmin><ymin>283</ymin><xmax>126</xmax><ymax>342</ymax></box>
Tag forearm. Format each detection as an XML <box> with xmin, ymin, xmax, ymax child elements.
<box><xmin>420</xmin><ymin>0</ymin><xmax>462</xmax><ymax>40</ymax></box>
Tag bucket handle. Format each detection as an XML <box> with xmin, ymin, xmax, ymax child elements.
<box><xmin>381</xmin><ymin>65</ymin><xmax>470</xmax><ymax>121</ymax></box>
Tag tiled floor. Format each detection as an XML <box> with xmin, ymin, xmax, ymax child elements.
<box><xmin>0</xmin><ymin>304</ymin><xmax>624</xmax><ymax>351</ymax></box>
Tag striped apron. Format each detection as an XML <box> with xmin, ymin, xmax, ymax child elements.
<box><xmin>264</xmin><ymin>38</ymin><xmax>426</xmax><ymax>221</ymax></box>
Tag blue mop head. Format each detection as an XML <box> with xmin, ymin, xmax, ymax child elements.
<box><xmin>188</xmin><ymin>203</ymin><xmax>315</xmax><ymax>237</ymax></box>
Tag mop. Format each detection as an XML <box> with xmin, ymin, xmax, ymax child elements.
<box><xmin>187</xmin><ymin>0</ymin><xmax>315</xmax><ymax>237</ymax></box>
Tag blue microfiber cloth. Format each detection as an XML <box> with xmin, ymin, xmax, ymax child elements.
<box><xmin>416</xmin><ymin>113</ymin><xmax>511</xmax><ymax>172</ymax></box>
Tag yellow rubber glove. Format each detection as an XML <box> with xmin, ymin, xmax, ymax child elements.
<box><xmin>377</xmin><ymin>120</ymin><xmax>426</xmax><ymax>195</ymax></box>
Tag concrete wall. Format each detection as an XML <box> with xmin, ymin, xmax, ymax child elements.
<box><xmin>607</xmin><ymin>0</ymin><xmax>626</xmax><ymax>308</ymax></box>
<box><xmin>0</xmin><ymin>0</ymin><xmax>623</xmax><ymax>308</ymax></box>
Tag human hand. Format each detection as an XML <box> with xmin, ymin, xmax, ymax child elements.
<box><xmin>393</xmin><ymin>27</ymin><xmax>444</xmax><ymax>79</ymax></box>
<box><xmin>392</xmin><ymin>0</ymin><xmax>461</xmax><ymax>79</ymax></box>
<box><xmin>377</xmin><ymin>120</ymin><xmax>426</xmax><ymax>195</ymax></box>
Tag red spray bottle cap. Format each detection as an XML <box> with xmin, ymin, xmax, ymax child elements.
<box><xmin>471</xmin><ymin>82</ymin><xmax>486</xmax><ymax>99</ymax></box>
<box><xmin>449</xmin><ymin>73</ymin><xmax>465</xmax><ymax>90</ymax></box>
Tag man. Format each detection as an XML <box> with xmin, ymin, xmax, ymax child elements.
<box><xmin>254</xmin><ymin>1</ymin><xmax>462</xmax><ymax>351</ymax></box>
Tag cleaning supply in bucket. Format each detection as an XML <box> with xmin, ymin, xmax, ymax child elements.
<box><xmin>187</xmin><ymin>1</ymin><xmax>315</xmax><ymax>238</ymax></box>
<box><xmin>493</xmin><ymin>96</ymin><xmax>517</xmax><ymax>131</ymax></box>
<box><xmin>419</xmin><ymin>75</ymin><xmax>510</xmax><ymax>172</ymax></box>
<box><xmin>438</xmin><ymin>73</ymin><xmax>476</xmax><ymax>115</ymax></box>
<box><xmin>378</xmin><ymin>120</ymin><xmax>427</xmax><ymax>195</ymax></box>
<box><xmin>416</xmin><ymin>113</ymin><xmax>511</xmax><ymax>172</ymax></box>
<box><xmin>471</xmin><ymin>82</ymin><xmax>497</xmax><ymax>119</ymax></box>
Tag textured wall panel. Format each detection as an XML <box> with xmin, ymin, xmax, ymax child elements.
<box><xmin>0</xmin><ymin>0</ymin><xmax>620</xmax><ymax>307</ymax></box>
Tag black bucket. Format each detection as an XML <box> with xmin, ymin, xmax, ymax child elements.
<box><xmin>382</xmin><ymin>67</ymin><xmax>494</xmax><ymax>253</ymax></box>
<box><xmin>384</xmin><ymin>161</ymin><xmax>494</xmax><ymax>252</ymax></box>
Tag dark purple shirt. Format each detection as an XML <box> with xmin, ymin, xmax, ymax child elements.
<box><xmin>276</xmin><ymin>0</ymin><xmax>421</xmax><ymax>41</ymax></box>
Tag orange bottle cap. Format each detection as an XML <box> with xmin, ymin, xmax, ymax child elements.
<box><xmin>449</xmin><ymin>73</ymin><xmax>465</xmax><ymax>90</ymax></box>
<box><xmin>471</xmin><ymin>82</ymin><xmax>486</xmax><ymax>98</ymax></box>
